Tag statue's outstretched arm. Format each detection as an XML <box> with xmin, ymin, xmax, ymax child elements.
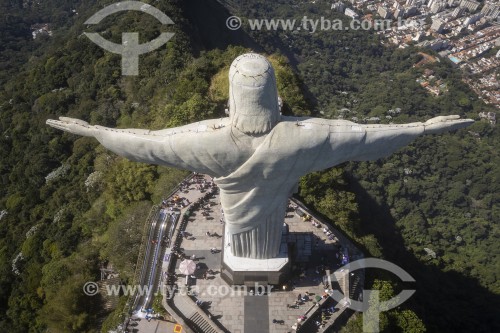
<box><xmin>46</xmin><ymin>117</ymin><xmax>208</xmax><ymax>172</ymax></box>
<box><xmin>347</xmin><ymin>115</ymin><xmax>473</xmax><ymax>161</ymax></box>
<box><xmin>422</xmin><ymin>115</ymin><xmax>474</xmax><ymax>134</ymax></box>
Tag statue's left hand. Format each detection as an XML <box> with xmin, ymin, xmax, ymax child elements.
<box><xmin>46</xmin><ymin>117</ymin><xmax>96</xmax><ymax>137</ymax></box>
<box><xmin>424</xmin><ymin>115</ymin><xmax>474</xmax><ymax>135</ymax></box>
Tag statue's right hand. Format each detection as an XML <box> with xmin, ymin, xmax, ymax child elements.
<box><xmin>46</xmin><ymin>117</ymin><xmax>96</xmax><ymax>137</ymax></box>
<box><xmin>423</xmin><ymin>115</ymin><xmax>474</xmax><ymax>135</ymax></box>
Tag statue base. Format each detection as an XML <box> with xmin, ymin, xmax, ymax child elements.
<box><xmin>220</xmin><ymin>227</ymin><xmax>290</xmax><ymax>286</ymax></box>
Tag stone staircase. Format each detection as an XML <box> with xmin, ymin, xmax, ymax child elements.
<box><xmin>188</xmin><ymin>312</ymin><xmax>219</xmax><ymax>333</ymax></box>
<box><xmin>97</xmin><ymin>277</ymin><xmax>121</xmax><ymax>311</ymax></box>
<box><xmin>333</xmin><ymin>269</ymin><xmax>350</xmax><ymax>298</ymax></box>
<box><xmin>350</xmin><ymin>272</ymin><xmax>361</xmax><ymax>299</ymax></box>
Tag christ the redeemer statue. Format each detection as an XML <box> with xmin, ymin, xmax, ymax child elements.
<box><xmin>47</xmin><ymin>53</ymin><xmax>473</xmax><ymax>260</ymax></box>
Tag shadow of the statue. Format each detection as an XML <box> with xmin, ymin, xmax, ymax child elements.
<box><xmin>346</xmin><ymin>177</ymin><xmax>500</xmax><ymax>333</ymax></box>
<box><xmin>286</xmin><ymin>231</ymin><xmax>340</xmax><ymax>289</ymax></box>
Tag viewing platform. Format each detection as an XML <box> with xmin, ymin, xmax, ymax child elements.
<box><xmin>129</xmin><ymin>173</ymin><xmax>363</xmax><ymax>333</ymax></box>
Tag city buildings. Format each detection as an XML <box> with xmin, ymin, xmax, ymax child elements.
<box><xmin>359</xmin><ymin>0</ymin><xmax>499</xmax><ymax>108</ymax></box>
<box><xmin>481</xmin><ymin>1</ymin><xmax>500</xmax><ymax>19</ymax></box>
<box><xmin>431</xmin><ymin>18</ymin><xmax>445</xmax><ymax>33</ymax></box>
<box><xmin>459</xmin><ymin>0</ymin><xmax>481</xmax><ymax>13</ymax></box>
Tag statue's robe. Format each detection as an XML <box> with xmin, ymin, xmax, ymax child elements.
<box><xmin>94</xmin><ymin>117</ymin><xmax>424</xmax><ymax>259</ymax></box>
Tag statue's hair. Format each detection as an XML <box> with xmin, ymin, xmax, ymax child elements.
<box><xmin>228</xmin><ymin>53</ymin><xmax>280</xmax><ymax>134</ymax></box>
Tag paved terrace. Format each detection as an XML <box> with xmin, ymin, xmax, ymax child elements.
<box><xmin>135</xmin><ymin>174</ymin><xmax>363</xmax><ymax>333</ymax></box>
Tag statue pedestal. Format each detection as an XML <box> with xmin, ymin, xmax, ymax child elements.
<box><xmin>220</xmin><ymin>228</ymin><xmax>290</xmax><ymax>286</ymax></box>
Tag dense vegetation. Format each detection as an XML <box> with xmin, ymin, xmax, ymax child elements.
<box><xmin>0</xmin><ymin>1</ymin><xmax>193</xmax><ymax>331</ymax></box>
<box><xmin>0</xmin><ymin>0</ymin><xmax>498</xmax><ymax>332</ymax></box>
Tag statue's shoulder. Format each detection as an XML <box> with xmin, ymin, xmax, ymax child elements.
<box><xmin>155</xmin><ymin>118</ymin><xmax>231</xmax><ymax>136</ymax></box>
<box><xmin>190</xmin><ymin>118</ymin><xmax>231</xmax><ymax>132</ymax></box>
<box><xmin>278</xmin><ymin>116</ymin><xmax>358</xmax><ymax>130</ymax></box>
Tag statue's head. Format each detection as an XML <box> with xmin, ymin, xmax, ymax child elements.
<box><xmin>228</xmin><ymin>53</ymin><xmax>280</xmax><ymax>134</ymax></box>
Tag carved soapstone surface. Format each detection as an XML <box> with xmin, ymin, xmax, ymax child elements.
<box><xmin>47</xmin><ymin>53</ymin><xmax>473</xmax><ymax>259</ymax></box>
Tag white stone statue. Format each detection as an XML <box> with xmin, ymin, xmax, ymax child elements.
<box><xmin>47</xmin><ymin>53</ymin><xmax>473</xmax><ymax>259</ymax></box>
